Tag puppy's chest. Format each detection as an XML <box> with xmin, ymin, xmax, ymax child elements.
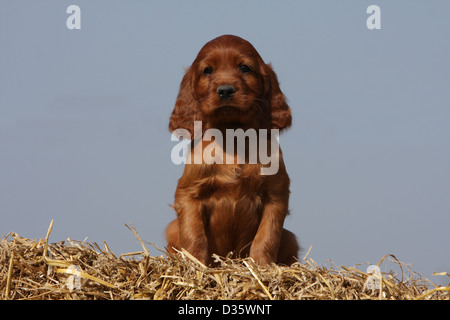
<box><xmin>200</xmin><ymin>164</ymin><xmax>266</xmax><ymax>215</ymax></box>
<box><xmin>213</xmin><ymin>162</ymin><xmax>263</xmax><ymax>192</ymax></box>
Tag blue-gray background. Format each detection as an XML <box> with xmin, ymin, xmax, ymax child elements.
<box><xmin>1</xmin><ymin>1</ymin><xmax>449</xmax><ymax>282</ymax></box>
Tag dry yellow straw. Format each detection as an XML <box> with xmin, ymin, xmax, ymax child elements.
<box><xmin>243</xmin><ymin>260</ymin><xmax>273</xmax><ymax>300</ymax></box>
<box><xmin>1</xmin><ymin>222</ymin><xmax>448</xmax><ymax>300</ymax></box>
<box><xmin>5</xmin><ymin>251</ymin><xmax>15</xmax><ymax>300</ymax></box>
<box><xmin>42</xmin><ymin>219</ymin><xmax>54</xmax><ymax>259</ymax></box>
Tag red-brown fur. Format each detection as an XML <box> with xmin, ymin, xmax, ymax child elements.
<box><xmin>166</xmin><ymin>35</ymin><xmax>299</xmax><ymax>265</ymax></box>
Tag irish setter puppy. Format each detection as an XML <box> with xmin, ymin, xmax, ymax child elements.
<box><xmin>166</xmin><ymin>35</ymin><xmax>299</xmax><ymax>265</ymax></box>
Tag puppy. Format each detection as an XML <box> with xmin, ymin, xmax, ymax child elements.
<box><xmin>166</xmin><ymin>35</ymin><xmax>299</xmax><ymax>265</ymax></box>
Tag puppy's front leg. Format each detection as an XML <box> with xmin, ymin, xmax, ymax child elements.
<box><xmin>175</xmin><ymin>192</ymin><xmax>209</xmax><ymax>265</ymax></box>
<box><xmin>249</xmin><ymin>162</ymin><xmax>290</xmax><ymax>265</ymax></box>
<box><xmin>249</xmin><ymin>200</ymin><xmax>287</xmax><ymax>264</ymax></box>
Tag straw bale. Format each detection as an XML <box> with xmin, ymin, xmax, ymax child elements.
<box><xmin>1</xmin><ymin>222</ymin><xmax>448</xmax><ymax>300</ymax></box>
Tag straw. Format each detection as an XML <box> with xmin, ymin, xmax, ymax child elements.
<box><xmin>1</xmin><ymin>221</ymin><xmax>448</xmax><ymax>300</ymax></box>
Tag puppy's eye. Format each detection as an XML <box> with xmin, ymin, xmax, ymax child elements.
<box><xmin>239</xmin><ymin>64</ymin><xmax>251</xmax><ymax>73</ymax></box>
<box><xmin>203</xmin><ymin>67</ymin><xmax>213</xmax><ymax>75</ymax></box>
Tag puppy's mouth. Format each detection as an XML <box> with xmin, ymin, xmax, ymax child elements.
<box><xmin>214</xmin><ymin>105</ymin><xmax>243</xmax><ymax>115</ymax></box>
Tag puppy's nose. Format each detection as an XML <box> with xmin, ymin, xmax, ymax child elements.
<box><xmin>217</xmin><ymin>85</ymin><xmax>236</xmax><ymax>100</ymax></box>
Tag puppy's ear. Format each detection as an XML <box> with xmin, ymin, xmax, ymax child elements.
<box><xmin>169</xmin><ymin>67</ymin><xmax>201</xmax><ymax>137</ymax></box>
<box><xmin>264</xmin><ymin>63</ymin><xmax>292</xmax><ymax>131</ymax></box>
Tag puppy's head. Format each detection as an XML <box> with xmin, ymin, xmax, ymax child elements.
<box><xmin>169</xmin><ymin>35</ymin><xmax>291</xmax><ymax>136</ymax></box>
